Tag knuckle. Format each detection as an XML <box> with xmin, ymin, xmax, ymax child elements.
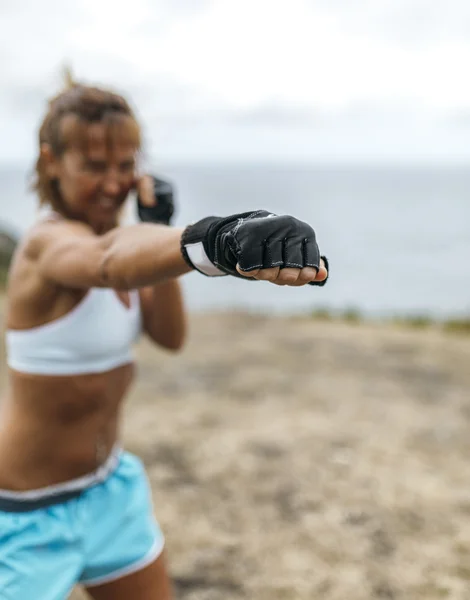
<box><xmin>279</xmin><ymin>268</ymin><xmax>300</xmax><ymax>283</ymax></box>
<box><xmin>255</xmin><ymin>270</ymin><xmax>271</xmax><ymax>280</ymax></box>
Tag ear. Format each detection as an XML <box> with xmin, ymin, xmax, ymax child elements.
<box><xmin>40</xmin><ymin>143</ymin><xmax>61</xmax><ymax>179</ymax></box>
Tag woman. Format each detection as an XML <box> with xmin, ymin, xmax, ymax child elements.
<box><xmin>0</xmin><ymin>81</ymin><xmax>328</xmax><ymax>600</ymax></box>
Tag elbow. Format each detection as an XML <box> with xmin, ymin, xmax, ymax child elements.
<box><xmin>161</xmin><ymin>315</ymin><xmax>187</xmax><ymax>352</ymax></box>
<box><xmin>165</xmin><ymin>343</ymin><xmax>184</xmax><ymax>353</ymax></box>
<box><xmin>162</xmin><ymin>333</ymin><xmax>186</xmax><ymax>353</ymax></box>
<box><xmin>153</xmin><ymin>327</ymin><xmax>187</xmax><ymax>352</ymax></box>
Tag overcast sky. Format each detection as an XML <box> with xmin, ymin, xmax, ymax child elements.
<box><xmin>2</xmin><ymin>0</ymin><xmax>470</xmax><ymax>165</ymax></box>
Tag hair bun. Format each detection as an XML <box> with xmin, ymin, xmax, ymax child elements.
<box><xmin>62</xmin><ymin>65</ymin><xmax>78</xmax><ymax>91</ymax></box>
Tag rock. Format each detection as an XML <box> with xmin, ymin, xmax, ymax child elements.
<box><xmin>0</xmin><ymin>226</ymin><xmax>18</xmax><ymax>268</ymax></box>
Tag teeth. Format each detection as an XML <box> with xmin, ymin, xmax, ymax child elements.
<box><xmin>99</xmin><ymin>199</ymin><xmax>114</xmax><ymax>208</ymax></box>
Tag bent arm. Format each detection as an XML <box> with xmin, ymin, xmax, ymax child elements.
<box><xmin>31</xmin><ymin>221</ymin><xmax>191</xmax><ymax>290</ymax></box>
<box><xmin>139</xmin><ymin>280</ymin><xmax>187</xmax><ymax>351</ymax></box>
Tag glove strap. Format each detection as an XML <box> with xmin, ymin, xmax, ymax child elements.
<box><xmin>181</xmin><ymin>219</ymin><xmax>227</xmax><ymax>277</ymax></box>
<box><xmin>309</xmin><ymin>255</ymin><xmax>329</xmax><ymax>286</ymax></box>
<box><xmin>182</xmin><ymin>241</ymin><xmax>227</xmax><ymax>276</ymax></box>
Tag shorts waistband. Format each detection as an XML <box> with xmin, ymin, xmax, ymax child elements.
<box><xmin>0</xmin><ymin>445</ymin><xmax>122</xmax><ymax>513</ymax></box>
<box><xmin>0</xmin><ymin>489</ymin><xmax>84</xmax><ymax>512</ymax></box>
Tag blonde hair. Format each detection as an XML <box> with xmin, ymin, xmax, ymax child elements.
<box><xmin>33</xmin><ymin>70</ymin><xmax>141</xmax><ymax>211</ymax></box>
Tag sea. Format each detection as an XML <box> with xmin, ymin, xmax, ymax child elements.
<box><xmin>1</xmin><ymin>162</ymin><xmax>469</xmax><ymax>319</ymax></box>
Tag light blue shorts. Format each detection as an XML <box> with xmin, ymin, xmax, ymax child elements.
<box><xmin>0</xmin><ymin>449</ymin><xmax>165</xmax><ymax>600</ymax></box>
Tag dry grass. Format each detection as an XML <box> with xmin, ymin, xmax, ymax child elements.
<box><xmin>2</xmin><ymin>310</ymin><xmax>470</xmax><ymax>599</ymax></box>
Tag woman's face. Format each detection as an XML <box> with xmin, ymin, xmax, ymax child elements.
<box><xmin>45</xmin><ymin>119</ymin><xmax>139</xmax><ymax>233</ymax></box>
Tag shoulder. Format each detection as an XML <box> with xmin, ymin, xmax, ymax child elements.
<box><xmin>22</xmin><ymin>219</ymin><xmax>96</xmax><ymax>261</ymax></box>
<box><xmin>6</xmin><ymin>219</ymin><xmax>98</xmax><ymax>309</ymax></box>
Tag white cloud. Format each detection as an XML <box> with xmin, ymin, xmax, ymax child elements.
<box><xmin>1</xmin><ymin>0</ymin><xmax>470</xmax><ymax>164</ymax></box>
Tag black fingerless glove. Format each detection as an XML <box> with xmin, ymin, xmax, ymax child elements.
<box><xmin>137</xmin><ymin>176</ymin><xmax>175</xmax><ymax>225</ymax></box>
<box><xmin>181</xmin><ymin>210</ymin><xmax>329</xmax><ymax>286</ymax></box>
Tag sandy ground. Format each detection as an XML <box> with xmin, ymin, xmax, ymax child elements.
<box><xmin>2</xmin><ymin>309</ymin><xmax>470</xmax><ymax>599</ymax></box>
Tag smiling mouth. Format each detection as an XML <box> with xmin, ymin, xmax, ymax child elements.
<box><xmin>95</xmin><ymin>198</ymin><xmax>124</xmax><ymax>216</ymax></box>
<box><xmin>98</xmin><ymin>198</ymin><xmax>117</xmax><ymax>209</ymax></box>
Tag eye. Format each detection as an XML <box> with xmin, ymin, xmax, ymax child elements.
<box><xmin>119</xmin><ymin>160</ymin><xmax>135</xmax><ymax>173</ymax></box>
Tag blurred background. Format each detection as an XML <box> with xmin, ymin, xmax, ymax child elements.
<box><xmin>1</xmin><ymin>3</ymin><xmax>470</xmax><ymax>600</ymax></box>
<box><xmin>1</xmin><ymin>0</ymin><xmax>469</xmax><ymax>319</ymax></box>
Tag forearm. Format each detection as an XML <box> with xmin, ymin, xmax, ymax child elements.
<box><xmin>100</xmin><ymin>224</ymin><xmax>191</xmax><ymax>289</ymax></box>
<box><xmin>141</xmin><ymin>280</ymin><xmax>187</xmax><ymax>350</ymax></box>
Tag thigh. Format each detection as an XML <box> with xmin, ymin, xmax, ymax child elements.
<box><xmin>86</xmin><ymin>552</ymin><xmax>172</xmax><ymax>600</ymax></box>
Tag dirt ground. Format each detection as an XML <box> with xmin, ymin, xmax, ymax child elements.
<box><xmin>2</xmin><ymin>310</ymin><xmax>470</xmax><ymax>599</ymax></box>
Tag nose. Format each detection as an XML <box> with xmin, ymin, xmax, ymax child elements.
<box><xmin>102</xmin><ymin>172</ymin><xmax>121</xmax><ymax>198</ymax></box>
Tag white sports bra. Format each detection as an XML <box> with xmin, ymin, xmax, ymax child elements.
<box><xmin>5</xmin><ymin>208</ymin><xmax>141</xmax><ymax>376</ymax></box>
<box><xmin>6</xmin><ymin>288</ymin><xmax>142</xmax><ymax>376</ymax></box>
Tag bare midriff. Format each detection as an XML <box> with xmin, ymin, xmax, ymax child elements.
<box><xmin>0</xmin><ymin>363</ymin><xmax>134</xmax><ymax>491</ymax></box>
